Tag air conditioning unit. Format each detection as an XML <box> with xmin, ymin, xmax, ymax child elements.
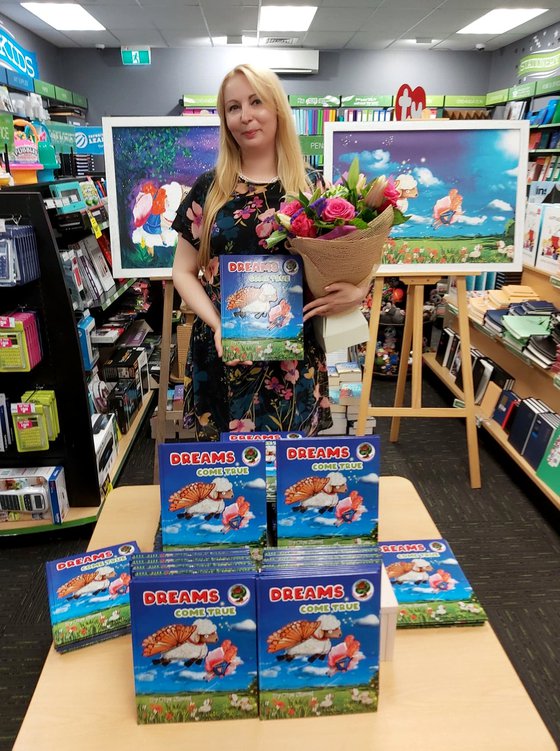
<box><xmin>242</xmin><ymin>48</ymin><xmax>319</xmax><ymax>75</ymax></box>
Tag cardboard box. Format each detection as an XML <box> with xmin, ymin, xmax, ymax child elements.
<box><xmin>0</xmin><ymin>466</ymin><xmax>69</xmax><ymax>523</ymax></box>
<box><xmin>91</xmin><ymin>413</ymin><xmax>118</xmax><ymax>485</ymax></box>
<box><xmin>103</xmin><ymin>347</ymin><xmax>149</xmax><ymax>398</ymax></box>
<box><xmin>107</xmin><ymin>379</ymin><xmax>141</xmax><ymax>435</ymax></box>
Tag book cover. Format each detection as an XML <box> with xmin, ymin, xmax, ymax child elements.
<box><xmin>508</xmin><ymin>399</ymin><xmax>548</xmax><ymax>455</ymax></box>
<box><xmin>492</xmin><ymin>389</ymin><xmax>520</xmax><ymax>429</ymax></box>
<box><xmin>130</xmin><ymin>569</ymin><xmax>258</xmax><ymax>723</ymax></box>
<box><xmin>379</xmin><ymin>538</ymin><xmax>487</xmax><ymax>627</ymax></box>
<box><xmin>522</xmin><ymin>413</ymin><xmax>560</xmax><ymax>469</ymax></box>
<box><xmin>220</xmin><ymin>255</ymin><xmax>303</xmax><ymax>361</ymax></box>
<box><xmin>536</xmin><ymin>424</ymin><xmax>560</xmax><ymax>494</ymax></box>
<box><xmin>535</xmin><ymin>204</ymin><xmax>560</xmax><ymax>274</ymax></box>
<box><xmin>523</xmin><ymin>202</ymin><xmax>543</xmax><ymax>266</ymax></box>
<box><xmin>257</xmin><ymin>566</ymin><xmax>381</xmax><ymax>717</ymax></box>
<box><xmin>435</xmin><ymin>327</ymin><xmax>453</xmax><ymax>365</ymax></box>
<box><xmin>158</xmin><ymin>442</ymin><xmax>268</xmax><ymax>550</ymax></box>
<box><xmin>275</xmin><ymin>436</ymin><xmax>380</xmax><ymax>545</ymax></box>
<box><xmin>45</xmin><ymin>541</ymin><xmax>137</xmax><ymax>652</ymax></box>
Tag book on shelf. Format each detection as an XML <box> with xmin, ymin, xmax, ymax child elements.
<box><xmin>523</xmin><ymin>202</ymin><xmax>543</xmax><ymax>267</ymax></box>
<box><xmin>71</xmin><ymin>235</ymin><xmax>115</xmax><ymax>294</ymax></box>
<box><xmin>435</xmin><ymin>327</ymin><xmax>455</xmax><ymax>366</ymax></box>
<box><xmin>535</xmin><ymin>203</ymin><xmax>560</xmax><ymax>275</ymax></box>
<box><xmin>528</xmin><ymin>131</ymin><xmax>542</xmax><ymax>151</ymax></box>
<box><xmin>536</xmin><ymin>424</ymin><xmax>560</xmax><ymax>494</ymax></box>
<box><xmin>523</xmin><ymin>412</ymin><xmax>560</xmax><ymax>470</ymax></box>
<box><xmin>443</xmin><ymin>332</ymin><xmax>460</xmax><ymax>370</ymax></box>
<box><xmin>508</xmin><ymin>398</ymin><xmax>553</xmax><ymax>455</ymax></box>
<box><xmin>472</xmin><ymin>357</ymin><xmax>495</xmax><ymax>404</ymax></box>
<box><xmin>492</xmin><ymin>389</ymin><xmax>521</xmax><ymax>430</ymax></box>
<box><xmin>504</xmin><ymin>100</ymin><xmax>527</xmax><ymax>120</ymax></box>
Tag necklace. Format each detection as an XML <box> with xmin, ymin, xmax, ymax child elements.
<box><xmin>238</xmin><ymin>172</ymin><xmax>279</xmax><ymax>184</ymax></box>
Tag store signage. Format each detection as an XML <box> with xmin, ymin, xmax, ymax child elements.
<box><xmin>288</xmin><ymin>94</ymin><xmax>340</xmax><ymax>107</ymax></box>
<box><xmin>485</xmin><ymin>89</ymin><xmax>509</xmax><ymax>106</ymax></box>
<box><xmin>535</xmin><ymin>76</ymin><xmax>560</xmax><ymax>96</ymax></box>
<box><xmin>74</xmin><ymin>126</ymin><xmax>104</xmax><ymax>155</ymax></box>
<box><xmin>0</xmin><ymin>26</ymin><xmax>39</xmax><ymax>78</ymax></box>
<box><xmin>518</xmin><ymin>47</ymin><xmax>560</xmax><ymax>78</ymax></box>
<box><xmin>0</xmin><ymin>112</ymin><xmax>14</xmax><ymax>152</ymax></box>
<box><xmin>425</xmin><ymin>95</ymin><xmax>444</xmax><ymax>107</ymax></box>
<box><xmin>121</xmin><ymin>47</ymin><xmax>151</xmax><ymax>66</ymax></box>
<box><xmin>394</xmin><ymin>83</ymin><xmax>426</xmax><ymax>120</ymax></box>
<box><xmin>340</xmin><ymin>95</ymin><xmax>393</xmax><ymax>108</ymax></box>
<box><xmin>47</xmin><ymin>122</ymin><xmax>76</xmax><ymax>154</ymax></box>
<box><xmin>182</xmin><ymin>94</ymin><xmax>217</xmax><ymax>108</ymax></box>
<box><xmin>508</xmin><ymin>82</ymin><xmax>536</xmax><ymax>100</ymax></box>
<box><xmin>299</xmin><ymin>135</ymin><xmax>323</xmax><ymax>156</ymax></box>
<box><xmin>443</xmin><ymin>95</ymin><xmax>487</xmax><ymax>107</ymax></box>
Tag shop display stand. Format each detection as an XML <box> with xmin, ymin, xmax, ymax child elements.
<box><xmin>357</xmin><ymin>272</ymin><xmax>481</xmax><ymax>488</ymax></box>
<box><xmin>152</xmin><ymin>278</ymin><xmax>175</xmax><ymax>483</ymax></box>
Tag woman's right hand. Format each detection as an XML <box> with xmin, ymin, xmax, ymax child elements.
<box><xmin>213</xmin><ymin>323</ymin><xmax>252</xmax><ymax>367</ymax></box>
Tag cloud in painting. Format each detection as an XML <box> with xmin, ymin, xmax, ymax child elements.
<box><xmin>498</xmin><ymin>130</ymin><xmax>521</xmax><ymax>158</ymax></box>
<box><xmin>488</xmin><ymin>199</ymin><xmax>513</xmax><ymax>212</ymax></box>
<box><xmin>492</xmin><ymin>216</ymin><xmax>506</xmax><ymax>222</ymax></box>
<box><xmin>341</xmin><ymin>149</ymin><xmax>391</xmax><ymax>171</ymax></box>
<box><xmin>413</xmin><ymin>167</ymin><xmax>442</xmax><ymax>187</ymax></box>
<box><xmin>245</xmin><ymin>478</ymin><xmax>266</xmax><ymax>489</ymax></box>
<box><xmin>456</xmin><ymin>214</ymin><xmax>487</xmax><ymax>226</ymax></box>
<box><xmin>407</xmin><ymin>214</ymin><xmax>431</xmax><ymax>224</ymax></box>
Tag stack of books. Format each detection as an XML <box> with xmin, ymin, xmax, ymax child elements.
<box><xmin>524</xmin><ymin>335</ymin><xmax>558</xmax><ymax>369</ymax></box>
<box><xmin>502</xmin><ymin>315</ymin><xmax>551</xmax><ymax>353</ymax></box>
<box><xmin>467</xmin><ymin>293</ymin><xmax>493</xmax><ymax>326</ymax></box>
<box><xmin>508</xmin><ymin>398</ymin><xmax>557</xmax><ymax>457</ymax></box>
<box><xmin>323</xmin><ymin>350</ymin><xmax>375</xmax><ymax>435</ymax></box>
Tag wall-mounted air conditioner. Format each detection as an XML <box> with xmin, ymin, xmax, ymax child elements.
<box><xmin>242</xmin><ymin>48</ymin><xmax>319</xmax><ymax>75</ymax></box>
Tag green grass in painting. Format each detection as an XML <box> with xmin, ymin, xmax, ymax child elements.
<box><xmin>136</xmin><ymin>690</ymin><xmax>258</xmax><ymax>723</ymax></box>
<box><xmin>277</xmin><ymin>528</ymin><xmax>378</xmax><ymax>547</ymax></box>
<box><xmin>222</xmin><ymin>334</ymin><xmax>304</xmax><ymax>362</ymax></box>
<box><xmin>259</xmin><ymin>684</ymin><xmax>378</xmax><ymax>719</ymax></box>
<box><xmin>396</xmin><ymin>595</ymin><xmax>487</xmax><ymax>627</ymax></box>
<box><xmin>53</xmin><ymin>603</ymin><xmax>131</xmax><ymax>647</ymax></box>
<box><xmin>383</xmin><ymin>235</ymin><xmax>515</xmax><ymax>266</ymax></box>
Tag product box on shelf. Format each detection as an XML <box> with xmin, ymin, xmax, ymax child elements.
<box><xmin>107</xmin><ymin>379</ymin><xmax>141</xmax><ymax>435</ymax></box>
<box><xmin>91</xmin><ymin>413</ymin><xmax>118</xmax><ymax>485</ymax></box>
<box><xmin>77</xmin><ymin>314</ymin><xmax>97</xmax><ymax>371</ymax></box>
<box><xmin>0</xmin><ymin>465</ymin><xmax>69</xmax><ymax>523</ymax></box>
<box><xmin>102</xmin><ymin>347</ymin><xmax>149</xmax><ymax>398</ymax></box>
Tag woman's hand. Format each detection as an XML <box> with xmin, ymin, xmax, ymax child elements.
<box><xmin>213</xmin><ymin>323</ymin><xmax>253</xmax><ymax>367</ymax></box>
<box><xmin>303</xmin><ymin>281</ymin><xmax>369</xmax><ymax>322</ymax></box>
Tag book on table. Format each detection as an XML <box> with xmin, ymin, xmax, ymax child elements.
<box><xmin>379</xmin><ymin>538</ymin><xmax>487</xmax><ymax>627</ymax></box>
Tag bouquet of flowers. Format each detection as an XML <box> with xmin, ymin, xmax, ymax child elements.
<box><xmin>266</xmin><ymin>158</ymin><xmax>409</xmax><ymax>350</ymax></box>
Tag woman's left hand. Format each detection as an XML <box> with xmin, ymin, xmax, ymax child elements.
<box><xmin>303</xmin><ymin>281</ymin><xmax>369</xmax><ymax>322</ymax></box>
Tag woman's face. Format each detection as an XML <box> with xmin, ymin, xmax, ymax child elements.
<box><xmin>223</xmin><ymin>72</ymin><xmax>278</xmax><ymax>156</ymax></box>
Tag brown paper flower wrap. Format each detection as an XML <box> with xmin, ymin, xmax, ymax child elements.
<box><xmin>285</xmin><ymin>204</ymin><xmax>394</xmax><ymax>298</ymax></box>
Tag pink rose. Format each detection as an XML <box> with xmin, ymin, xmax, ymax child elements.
<box><xmin>290</xmin><ymin>213</ymin><xmax>317</xmax><ymax>238</ymax></box>
<box><xmin>382</xmin><ymin>178</ymin><xmax>400</xmax><ymax>208</ymax></box>
<box><xmin>322</xmin><ymin>197</ymin><xmax>356</xmax><ymax>222</ymax></box>
<box><xmin>280</xmin><ymin>200</ymin><xmax>303</xmax><ymax>217</ymax></box>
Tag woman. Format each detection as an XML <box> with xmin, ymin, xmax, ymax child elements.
<box><xmin>172</xmin><ymin>63</ymin><xmax>369</xmax><ymax>440</ymax></box>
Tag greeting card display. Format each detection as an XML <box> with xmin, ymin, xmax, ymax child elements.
<box><xmin>275</xmin><ymin>436</ymin><xmax>380</xmax><ymax>546</ymax></box>
<box><xmin>379</xmin><ymin>538</ymin><xmax>487</xmax><ymax>627</ymax></box>
<box><xmin>257</xmin><ymin>550</ymin><xmax>381</xmax><ymax>718</ymax></box>
<box><xmin>130</xmin><ymin>555</ymin><xmax>258</xmax><ymax>723</ymax></box>
<box><xmin>535</xmin><ymin>204</ymin><xmax>560</xmax><ymax>274</ymax></box>
<box><xmin>159</xmin><ymin>442</ymin><xmax>267</xmax><ymax>550</ymax></box>
<box><xmin>523</xmin><ymin>202</ymin><xmax>543</xmax><ymax>266</ymax></box>
<box><xmin>45</xmin><ymin>541</ymin><xmax>137</xmax><ymax>652</ymax></box>
<box><xmin>220</xmin><ymin>255</ymin><xmax>303</xmax><ymax>361</ymax></box>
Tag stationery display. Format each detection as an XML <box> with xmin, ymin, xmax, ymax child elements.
<box><xmin>275</xmin><ymin>436</ymin><xmax>380</xmax><ymax>546</ymax></box>
<box><xmin>20</xmin><ymin>389</ymin><xmax>60</xmax><ymax>442</ymax></box>
<box><xmin>159</xmin><ymin>442</ymin><xmax>268</xmax><ymax>550</ymax></box>
<box><xmin>45</xmin><ymin>541</ymin><xmax>138</xmax><ymax>652</ymax></box>
<box><xmin>0</xmin><ymin>465</ymin><xmax>68</xmax><ymax>523</ymax></box>
<box><xmin>379</xmin><ymin>538</ymin><xmax>487</xmax><ymax>627</ymax></box>
<box><xmin>130</xmin><ymin>549</ymin><xmax>258</xmax><ymax>723</ymax></box>
<box><xmin>257</xmin><ymin>547</ymin><xmax>382</xmax><ymax>718</ymax></box>
<box><xmin>219</xmin><ymin>254</ymin><xmax>304</xmax><ymax>361</ymax></box>
<box><xmin>0</xmin><ymin>311</ymin><xmax>42</xmax><ymax>372</ymax></box>
<box><xmin>0</xmin><ymin>224</ymin><xmax>40</xmax><ymax>287</ymax></box>
<box><xmin>11</xmin><ymin>402</ymin><xmax>50</xmax><ymax>451</ymax></box>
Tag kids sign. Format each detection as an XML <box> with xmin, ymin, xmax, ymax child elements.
<box><xmin>0</xmin><ymin>27</ymin><xmax>39</xmax><ymax>79</ymax></box>
<box><xmin>395</xmin><ymin>84</ymin><xmax>426</xmax><ymax>121</ymax></box>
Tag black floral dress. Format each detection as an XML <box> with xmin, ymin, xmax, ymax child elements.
<box><xmin>172</xmin><ymin>170</ymin><xmax>332</xmax><ymax>441</ymax></box>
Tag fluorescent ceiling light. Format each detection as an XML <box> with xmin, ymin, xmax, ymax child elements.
<box><xmin>457</xmin><ymin>8</ymin><xmax>547</xmax><ymax>35</ymax></box>
<box><xmin>259</xmin><ymin>6</ymin><xmax>317</xmax><ymax>32</ymax></box>
<box><xmin>20</xmin><ymin>3</ymin><xmax>105</xmax><ymax>31</ymax></box>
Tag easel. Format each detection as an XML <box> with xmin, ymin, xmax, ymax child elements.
<box><xmin>356</xmin><ymin>271</ymin><xmax>481</xmax><ymax>489</ymax></box>
<box><xmin>152</xmin><ymin>278</ymin><xmax>175</xmax><ymax>483</ymax></box>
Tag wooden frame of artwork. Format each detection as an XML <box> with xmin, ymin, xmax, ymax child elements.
<box><xmin>324</xmin><ymin>120</ymin><xmax>529</xmax><ymax>274</ymax></box>
<box><xmin>103</xmin><ymin>116</ymin><xmax>220</xmax><ymax>278</ymax></box>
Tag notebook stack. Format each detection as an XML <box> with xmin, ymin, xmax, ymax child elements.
<box><xmin>130</xmin><ymin>548</ymin><xmax>258</xmax><ymax>723</ymax></box>
<box><xmin>483</xmin><ymin>307</ymin><xmax>510</xmax><ymax>336</ymax></box>
<box><xmin>551</xmin><ymin>314</ymin><xmax>560</xmax><ymax>373</ymax></box>
<box><xmin>487</xmin><ymin>284</ymin><xmax>539</xmax><ymax>309</ymax></box>
<box><xmin>501</xmin><ymin>315</ymin><xmax>551</xmax><ymax>353</ymax></box>
<box><xmin>467</xmin><ymin>294</ymin><xmax>493</xmax><ymax>326</ymax></box>
<box><xmin>508</xmin><ymin>398</ymin><xmax>557</xmax><ymax>456</ymax></box>
<box><xmin>257</xmin><ymin>546</ymin><xmax>382</xmax><ymax>718</ymax></box>
<box><xmin>524</xmin><ymin>335</ymin><xmax>558</xmax><ymax>369</ymax></box>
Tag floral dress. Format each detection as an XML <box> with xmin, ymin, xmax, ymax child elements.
<box><xmin>172</xmin><ymin>170</ymin><xmax>332</xmax><ymax>441</ymax></box>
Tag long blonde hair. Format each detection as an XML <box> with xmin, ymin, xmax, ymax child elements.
<box><xmin>197</xmin><ymin>63</ymin><xmax>310</xmax><ymax>269</ymax></box>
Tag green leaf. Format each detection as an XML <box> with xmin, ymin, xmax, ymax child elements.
<box><xmin>346</xmin><ymin>157</ymin><xmax>360</xmax><ymax>191</ymax></box>
<box><xmin>265</xmin><ymin>229</ymin><xmax>289</xmax><ymax>248</ymax></box>
<box><xmin>310</xmin><ymin>185</ymin><xmax>322</xmax><ymax>203</ymax></box>
<box><xmin>391</xmin><ymin>208</ymin><xmax>410</xmax><ymax>226</ymax></box>
<box><xmin>350</xmin><ymin>218</ymin><xmax>369</xmax><ymax>229</ymax></box>
<box><xmin>298</xmin><ymin>191</ymin><xmax>310</xmax><ymax>207</ymax></box>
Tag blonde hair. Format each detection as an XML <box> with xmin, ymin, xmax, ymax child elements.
<box><xmin>197</xmin><ymin>63</ymin><xmax>310</xmax><ymax>269</ymax></box>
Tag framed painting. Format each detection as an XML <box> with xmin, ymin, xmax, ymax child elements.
<box><xmin>103</xmin><ymin>116</ymin><xmax>220</xmax><ymax>278</ymax></box>
<box><xmin>324</xmin><ymin>120</ymin><xmax>529</xmax><ymax>274</ymax></box>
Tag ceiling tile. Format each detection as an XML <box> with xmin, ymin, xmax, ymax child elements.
<box><xmin>203</xmin><ymin>6</ymin><xmax>258</xmax><ymax>32</ymax></box>
<box><xmin>301</xmin><ymin>30</ymin><xmax>357</xmax><ymax>48</ymax></box>
<box><xmin>308</xmin><ymin>8</ymin><xmax>376</xmax><ymax>32</ymax></box>
<box><xmin>345</xmin><ymin>33</ymin><xmax>398</xmax><ymax>49</ymax></box>
<box><xmin>159</xmin><ymin>30</ymin><xmax>213</xmax><ymax>46</ymax></box>
<box><xmin>110</xmin><ymin>28</ymin><xmax>168</xmax><ymax>45</ymax></box>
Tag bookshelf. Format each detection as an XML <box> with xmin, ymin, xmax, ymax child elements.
<box><xmin>423</xmin><ymin>353</ymin><xmax>559</xmax><ymax>510</ymax></box>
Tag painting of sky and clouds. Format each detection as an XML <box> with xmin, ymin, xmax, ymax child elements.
<box><xmin>328</xmin><ymin>124</ymin><xmax>527</xmax><ymax>273</ymax></box>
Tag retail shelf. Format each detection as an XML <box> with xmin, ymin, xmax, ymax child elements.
<box><xmin>0</xmin><ymin>505</ymin><xmax>98</xmax><ymax>537</ymax></box>
<box><xmin>90</xmin><ymin>279</ymin><xmax>135</xmax><ymax>311</ymax></box>
<box><xmin>109</xmin><ymin>391</ymin><xmax>155</xmax><ymax>486</ymax></box>
<box><xmin>423</xmin><ymin>353</ymin><xmax>559</xmax><ymax>510</ymax></box>
<box><xmin>530</xmin><ymin>123</ymin><xmax>560</xmax><ymax>129</ymax></box>
<box><xmin>529</xmin><ymin>148</ymin><xmax>560</xmax><ymax>153</ymax></box>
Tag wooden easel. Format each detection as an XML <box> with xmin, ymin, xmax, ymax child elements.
<box><xmin>153</xmin><ymin>278</ymin><xmax>175</xmax><ymax>483</ymax></box>
<box><xmin>356</xmin><ymin>271</ymin><xmax>481</xmax><ymax>489</ymax></box>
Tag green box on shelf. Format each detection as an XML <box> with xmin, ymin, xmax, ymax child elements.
<box><xmin>288</xmin><ymin>94</ymin><xmax>340</xmax><ymax>107</ymax></box>
<box><xmin>182</xmin><ymin>94</ymin><xmax>217</xmax><ymax>107</ymax></box>
<box><xmin>299</xmin><ymin>135</ymin><xmax>324</xmax><ymax>156</ymax></box>
<box><xmin>47</xmin><ymin>121</ymin><xmax>76</xmax><ymax>153</ymax></box>
<box><xmin>425</xmin><ymin>95</ymin><xmax>444</xmax><ymax>107</ymax></box>
<box><xmin>535</xmin><ymin>76</ymin><xmax>560</xmax><ymax>96</ymax></box>
<box><xmin>34</xmin><ymin>79</ymin><xmax>56</xmax><ymax>98</ymax></box>
<box><xmin>486</xmin><ymin>89</ymin><xmax>509</xmax><ymax>106</ymax></box>
<box><xmin>0</xmin><ymin>112</ymin><xmax>14</xmax><ymax>151</ymax></box>
<box><xmin>508</xmin><ymin>82</ymin><xmax>536</xmax><ymax>100</ymax></box>
<box><xmin>54</xmin><ymin>86</ymin><xmax>73</xmax><ymax>104</ymax></box>
<box><xmin>444</xmin><ymin>95</ymin><xmax>487</xmax><ymax>107</ymax></box>
<box><xmin>340</xmin><ymin>94</ymin><xmax>393</xmax><ymax>107</ymax></box>
<box><xmin>72</xmin><ymin>92</ymin><xmax>88</xmax><ymax>109</ymax></box>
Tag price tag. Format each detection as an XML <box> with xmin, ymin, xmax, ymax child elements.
<box><xmin>87</xmin><ymin>210</ymin><xmax>102</xmax><ymax>239</ymax></box>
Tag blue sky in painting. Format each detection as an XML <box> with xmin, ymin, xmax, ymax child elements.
<box><xmin>332</xmin><ymin>129</ymin><xmax>521</xmax><ymax>239</ymax></box>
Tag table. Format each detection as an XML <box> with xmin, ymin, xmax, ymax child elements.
<box><xmin>14</xmin><ymin>479</ymin><xmax>555</xmax><ymax>750</ymax></box>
